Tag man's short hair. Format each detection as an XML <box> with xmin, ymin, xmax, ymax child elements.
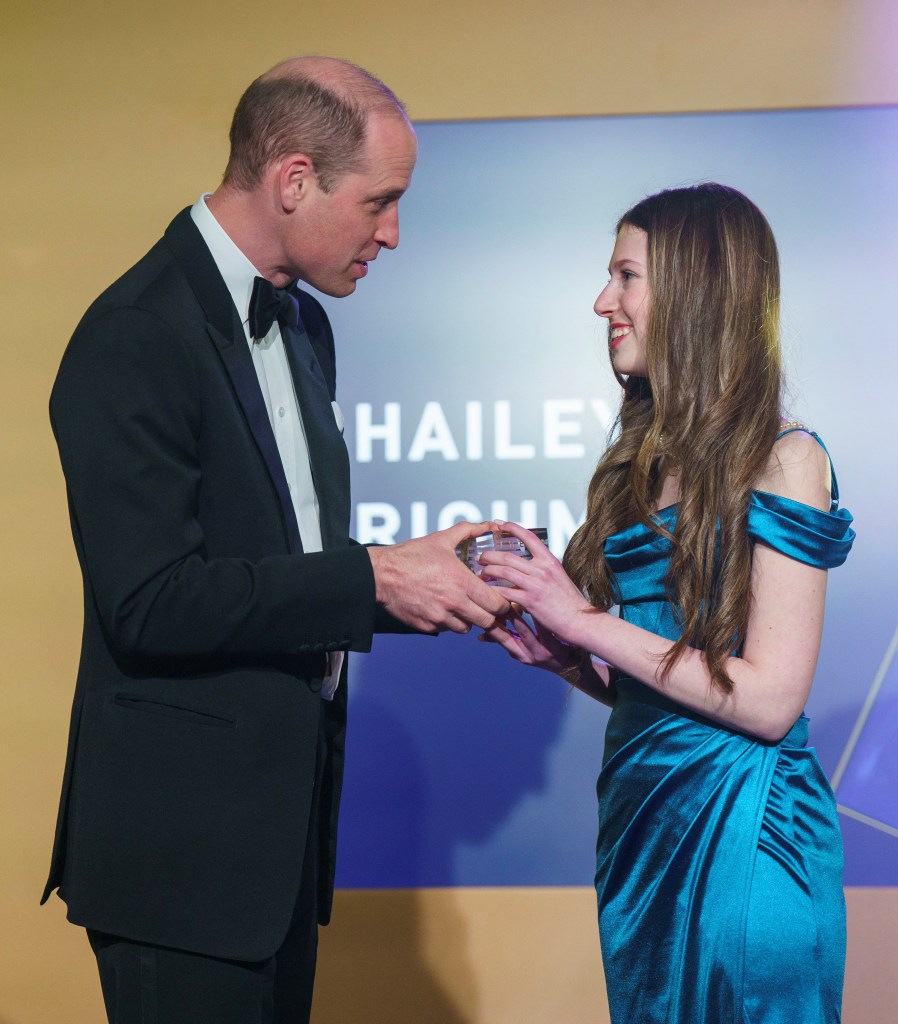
<box><xmin>223</xmin><ymin>64</ymin><xmax>407</xmax><ymax>193</ymax></box>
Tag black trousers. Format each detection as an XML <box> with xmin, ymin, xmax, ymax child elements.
<box><xmin>89</xmin><ymin>744</ymin><xmax>325</xmax><ymax>1023</ymax></box>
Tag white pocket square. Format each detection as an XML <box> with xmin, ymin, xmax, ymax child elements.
<box><xmin>331</xmin><ymin>400</ymin><xmax>345</xmax><ymax>434</ymax></box>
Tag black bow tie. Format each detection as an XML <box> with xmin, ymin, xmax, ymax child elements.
<box><xmin>248</xmin><ymin>276</ymin><xmax>301</xmax><ymax>340</ymax></box>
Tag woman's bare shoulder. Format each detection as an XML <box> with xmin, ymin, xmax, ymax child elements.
<box><xmin>754</xmin><ymin>427</ymin><xmax>832</xmax><ymax>512</ymax></box>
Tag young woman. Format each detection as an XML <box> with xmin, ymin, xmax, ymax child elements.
<box><xmin>479</xmin><ymin>184</ymin><xmax>855</xmax><ymax>1024</ymax></box>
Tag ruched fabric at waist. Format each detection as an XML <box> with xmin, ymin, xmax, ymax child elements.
<box><xmin>607</xmin><ymin>675</ymin><xmax>808</xmax><ymax>762</ymax></box>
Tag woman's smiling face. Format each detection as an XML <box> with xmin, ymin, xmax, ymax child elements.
<box><xmin>593</xmin><ymin>224</ymin><xmax>651</xmax><ymax>377</ymax></box>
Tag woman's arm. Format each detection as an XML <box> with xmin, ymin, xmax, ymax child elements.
<box><xmin>480</xmin><ymin>431</ymin><xmax>832</xmax><ymax>742</ymax></box>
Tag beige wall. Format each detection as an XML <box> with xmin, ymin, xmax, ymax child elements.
<box><xmin>2</xmin><ymin>2</ymin><xmax>896</xmax><ymax>1020</ymax></box>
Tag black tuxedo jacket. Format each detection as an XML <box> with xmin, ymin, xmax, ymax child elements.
<box><xmin>43</xmin><ymin>208</ymin><xmax>396</xmax><ymax>961</ymax></box>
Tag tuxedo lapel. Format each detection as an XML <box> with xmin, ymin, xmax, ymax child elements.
<box><xmin>206</xmin><ymin>323</ymin><xmax>303</xmax><ymax>553</ymax></box>
<box><xmin>163</xmin><ymin>209</ymin><xmax>303</xmax><ymax>554</ymax></box>
<box><xmin>281</xmin><ymin>314</ymin><xmax>350</xmax><ymax>550</ymax></box>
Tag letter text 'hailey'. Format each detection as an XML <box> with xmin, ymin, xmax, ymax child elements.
<box><xmin>354</xmin><ymin>399</ymin><xmax>613</xmax><ymax>463</ymax></box>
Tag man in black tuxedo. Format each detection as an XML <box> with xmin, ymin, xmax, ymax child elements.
<box><xmin>43</xmin><ymin>56</ymin><xmax>507</xmax><ymax>1023</ymax></box>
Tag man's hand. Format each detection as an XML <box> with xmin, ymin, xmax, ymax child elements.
<box><xmin>367</xmin><ymin>521</ymin><xmax>511</xmax><ymax>633</ymax></box>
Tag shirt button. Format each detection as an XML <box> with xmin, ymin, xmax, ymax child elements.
<box><xmin>277</xmin><ymin>406</ymin><xmax>286</xmax><ymax>418</ymax></box>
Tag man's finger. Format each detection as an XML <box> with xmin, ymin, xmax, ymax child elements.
<box><xmin>465</xmin><ymin>579</ymin><xmax>511</xmax><ymax>618</ymax></box>
<box><xmin>444</xmin><ymin>615</ymin><xmax>472</xmax><ymax>634</ymax></box>
<box><xmin>440</xmin><ymin>520</ymin><xmax>495</xmax><ymax>545</ymax></box>
<box><xmin>461</xmin><ymin>604</ymin><xmax>503</xmax><ymax>631</ymax></box>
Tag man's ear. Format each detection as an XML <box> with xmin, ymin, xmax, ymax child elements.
<box><xmin>277</xmin><ymin>153</ymin><xmax>316</xmax><ymax>212</ymax></box>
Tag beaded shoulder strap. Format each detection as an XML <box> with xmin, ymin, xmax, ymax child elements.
<box><xmin>776</xmin><ymin>419</ymin><xmax>811</xmax><ymax>437</ymax></box>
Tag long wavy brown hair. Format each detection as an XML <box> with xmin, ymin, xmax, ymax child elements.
<box><xmin>563</xmin><ymin>184</ymin><xmax>783</xmax><ymax>692</ymax></box>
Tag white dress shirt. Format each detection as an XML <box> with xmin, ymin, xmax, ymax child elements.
<box><xmin>190</xmin><ymin>195</ymin><xmax>342</xmax><ymax>695</ymax></box>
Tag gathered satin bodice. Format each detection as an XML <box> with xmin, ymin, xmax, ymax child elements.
<box><xmin>605</xmin><ymin>486</ymin><xmax>854</xmax><ymax>644</ymax></box>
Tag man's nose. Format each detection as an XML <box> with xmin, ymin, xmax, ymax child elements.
<box><xmin>375</xmin><ymin>208</ymin><xmax>400</xmax><ymax>250</ymax></box>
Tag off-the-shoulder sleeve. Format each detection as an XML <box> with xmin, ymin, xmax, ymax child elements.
<box><xmin>747</xmin><ymin>490</ymin><xmax>855</xmax><ymax>568</ymax></box>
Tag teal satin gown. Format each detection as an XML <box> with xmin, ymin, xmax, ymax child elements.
<box><xmin>596</xmin><ymin>433</ymin><xmax>855</xmax><ymax>1024</ymax></box>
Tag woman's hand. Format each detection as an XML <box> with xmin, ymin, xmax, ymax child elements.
<box><xmin>477</xmin><ymin>521</ymin><xmax>595</xmax><ymax>644</ymax></box>
<box><xmin>481</xmin><ymin>604</ymin><xmax>618</xmax><ymax>706</ymax></box>
<box><xmin>480</xmin><ymin>609</ymin><xmax>578</xmax><ymax>675</ymax></box>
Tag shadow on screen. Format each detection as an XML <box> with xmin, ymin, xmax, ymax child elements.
<box><xmin>319</xmin><ymin>628</ymin><xmax>569</xmax><ymax>1020</ymax></box>
<box><xmin>336</xmin><ymin>629</ymin><xmax>569</xmax><ymax>885</ymax></box>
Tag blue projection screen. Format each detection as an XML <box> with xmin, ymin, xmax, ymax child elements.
<box><xmin>317</xmin><ymin>107</ymin><xmax>898</xmax><ymax>889</ymax></box>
